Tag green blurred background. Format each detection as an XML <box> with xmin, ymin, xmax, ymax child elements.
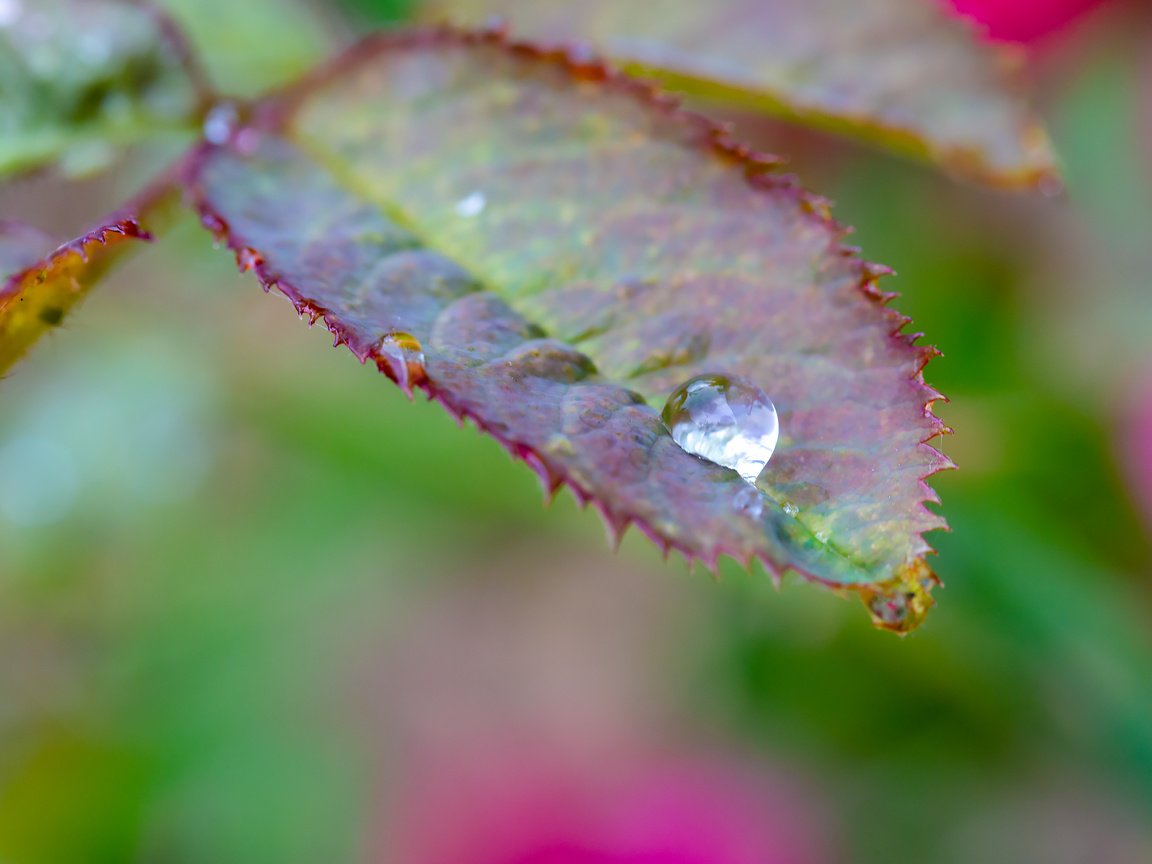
<box><xmin>1</xmin><ymin>0</ymin><xmax>1150</xmax><ymax>861</ymax></box>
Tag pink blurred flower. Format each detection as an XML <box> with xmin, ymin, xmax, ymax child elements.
<box><xmin>939</xmin><ymin>0</ymin><xmax>1109</xmax><ymax>43</ymax></box>
<box><xmin>379</xmin><ymin>745</ymin><xmax>831</xmax><ymax>864</ymax></box>
<box><xmin>1127</xmin><ymin>380</ymin><xmax>1152</xmax><ymax>533</ymax></box>
<box><xmin>356</xmin><ymin>554</ymin><xmax>837</xmax><ymax>864</ymax></box>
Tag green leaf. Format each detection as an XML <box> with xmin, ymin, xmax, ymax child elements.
<box><xmin>185</xmin><ymin>29</ymin><xmax>950</xmax><ymax>631</ymax></box>
<box><xmin>0</xmin><ymin>0</ymin><xmax>208</xmax><ymax>178</ymax></box>
<box><xmin>419</xmin><ymin>0</ymin><xmax>1058</xmax><ymax>189</ymax></box>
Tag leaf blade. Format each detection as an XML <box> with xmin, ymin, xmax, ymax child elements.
<box><xmin>420</xmin><ymin>0</ymin><xmax>1057</xmax><ymax>188</ymax></box>
<box><xmin>186</xmin><ymin>29</ymin><xmax>950</xmax><ymax>630</ymax></box>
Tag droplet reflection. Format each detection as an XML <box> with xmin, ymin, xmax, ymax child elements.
<box><xmin>455</xmin><ymin>192</ymin><xmax>486</xmax><ymax>218</ymax></box>
<box><xmin>661</xmin><ymin>374</ymin><xmax>779</xmax><ymax>483</ymax></box>
<box><xmin>376</xmin><ymin>331</ymin><xmax>427</xmax><ymax>394</ymax></box>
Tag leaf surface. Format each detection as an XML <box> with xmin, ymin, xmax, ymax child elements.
<box><xmin>0</xmin><ymin>0</ymin><xmax>207</xmax><ymax>178</ymax></box>
<box><xmin>185</xmin><ymin>29</ymin><xmax>951</xmax><ymax>631</ymax></box>
<box><xmin>420</xmin><ymin>0</ymin><xmax>1057</xmax><ymax>188</ymax></box>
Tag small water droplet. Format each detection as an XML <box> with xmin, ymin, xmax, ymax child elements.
<box><xmin>782</xmin><ymin>502</ymin><xmax>799</xmax><ymax>517</ymax></box>
<box><xmin>455</xmin><ymin>192</ymin><xmax>486</xmax><ymax>218</ymax></box>
<box><xmin>375</xmin><ymin>331</ymin><xmax>426</xmax><ymax>395</ymax></box>
<box><xmin>203</xmin><ymin>102</ymin><xmax>240</xmax><ymax>145</ymax></box>
<box><xmin>734</xmin><ymin>485</ymin><xmax>763</xmax><ymax>519</ymax></box>
<box><xmin>866</xmin><ymin>569</ymin><xmax>935</xmax><ymax>635</ymax></box>
<box><xmin>867</xmin><ymin>592</ymin><xmax>914</xmax><ymax>629</ymax></box>
<box><xmin>862</xmin><ymin>561</ymin><xmax>937</xmax><ymax>634</ymax></box>
<box><xmin>236</xmin><ymin>247</ymin><xmax>263</xmax><ymax>272</ymax></box>
<box><xmin>199</xmin><ymin>212</ymin><xmax>228</xmax><ymax>243</ymax></box>
<box><xmin>545</xmin><ymin>434</ymin><xmax>575</xmax><ymax>457</ymax></box>
<box><xmin>661</xmin><ymin>373</ymin><xmax>779</xmax><ymax>483</ymax></box>
<box><xmin>815</xmin><ymin>530</ymin><xmax>828</xmax><ymax>544</ymax></box>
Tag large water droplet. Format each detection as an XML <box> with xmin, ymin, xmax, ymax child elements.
<box><xmin>661</xmin><ymin>373</ymin><xmax>779</xmax><ymax>483</ymax></box>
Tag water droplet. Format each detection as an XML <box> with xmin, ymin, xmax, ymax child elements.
<box><xmin>782</xmin><ymin>502</ymin><xmax>799</xmax><ymax>517</ymax></box>
<box><xmin>236</xmin><ymin>247</ymin><xmax>263</xmax><ymax>272</ymax></box>
<box><xmin>545</xmin><ymin>434</ymin><xmax>575</xmax><ymax>458</ymax></box>
<box><xmin>199</xmin><ymin>212</ymin><xmax>228</xmax><ymax>243</ymax></box>
<box><xmin>815</xmin><ymin>530</ymin><xmax>828</xmax><ymax>544</ymax></box>
<box><xmin>661</xmin><ymin>373</ymin><xmax>779</xmax><ymax>483</ymax></box>
<box><xmin>375</xmin><ymin>331</ymin><xmax>426</xmax><ymax>395</ymax></box>
<box><xmin>734</xmin><ymin>485</ymin><xmax>763</xmax><ymax>519</ymax></box>
<box><xmin>867</xmin><ymin>591</ymin><xmax>915</xmax><ymax>630</ymax></box>
<box><xmin>203</xmin><ymin>102</ymin><xmax>240</xmax><ymax>145</ymax></box>
<box><xmin>862</xmin><ymin>561</ymin><xmax>938</xmax><ymax>634</ymax></box>
<box><xmin>455</xmin><ymin>192</ymin><xmax>486</xmax><ymax>218</ymax></box>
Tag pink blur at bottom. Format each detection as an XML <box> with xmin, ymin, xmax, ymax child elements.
<box><xmin>940</xmin><ymin>0</ymin><xmax>1109</xmax><ymax>42</ymax></box>
<box><xmin>1128</xmin><ymin>382</ymin><xmax>1152</xmax><ymax>535</ymax></box>
<box><xmin>380</xmin><ymin>747</ymin><xmax>830</xmax><ymax>864</ymax></box>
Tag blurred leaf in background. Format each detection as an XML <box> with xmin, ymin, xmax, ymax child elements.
<box><xmin>156</xmin><ymin>0</ymin><xmax>340</xmax><ymax>94</ymax></box>
<box><xmin>419</xmin><ymin>0</ymin><xmax>1058</xmax><ymax>187</ymax></box>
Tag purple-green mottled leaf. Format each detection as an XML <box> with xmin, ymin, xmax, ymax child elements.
<box><xmin>0</xmin><ymin>0</ymin><xmax>207</xmax><ymax>178</ymax></box>
<box><xmin>421</xmin><ymin>0</ymin><xmax>1057</xmax><ymax>188</ymax></box>
<box><xmin>185</xmin><ymin>29</ymin><xmax>951</xmax><ymax>631</ymax></box>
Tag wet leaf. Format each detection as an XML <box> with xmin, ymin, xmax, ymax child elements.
<box><xmin>0</xmin><ymin>0</ymin><xmax>208</xmax><ymax>178</ymax></box>
<box><xmin>185</xmin><ymin>29</ymin><xmax>951</xmax><ymax>631</ymax></box>
<box><xmin>420</xmin><ymin>0</ymin><xmax>1057</xmax><ymax>188</ymax></box>
<box><xmin>0</xmin><ymin>183</ymin><xmax>175</xmax><ymax>374</ymax></box>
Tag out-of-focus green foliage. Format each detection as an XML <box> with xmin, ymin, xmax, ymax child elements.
<box><xmin>156</xmin><ymin>0</ymin><xmax>338</xmax><ymax>94</ymax></box>
<box><xmin>0</xmin><ymin>0</ymin><xmax>204</xmax><ymax>177</ymax></box>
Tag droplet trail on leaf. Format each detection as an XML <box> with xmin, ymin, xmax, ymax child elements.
<box><xmin>661</xmin><ymin>373</ymin><xmax>779</xmax><ymax>483</ymax></box>
<box><xmin>375</xmin><ymin>331</ymin><xmax>427</xmax><ymax>395</ymax></box>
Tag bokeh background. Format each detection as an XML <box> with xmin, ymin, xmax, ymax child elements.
<box><xmin>1</xmin><ymin>0</ymin><xmax>1151</xmax><ymax>861</ymax></box>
